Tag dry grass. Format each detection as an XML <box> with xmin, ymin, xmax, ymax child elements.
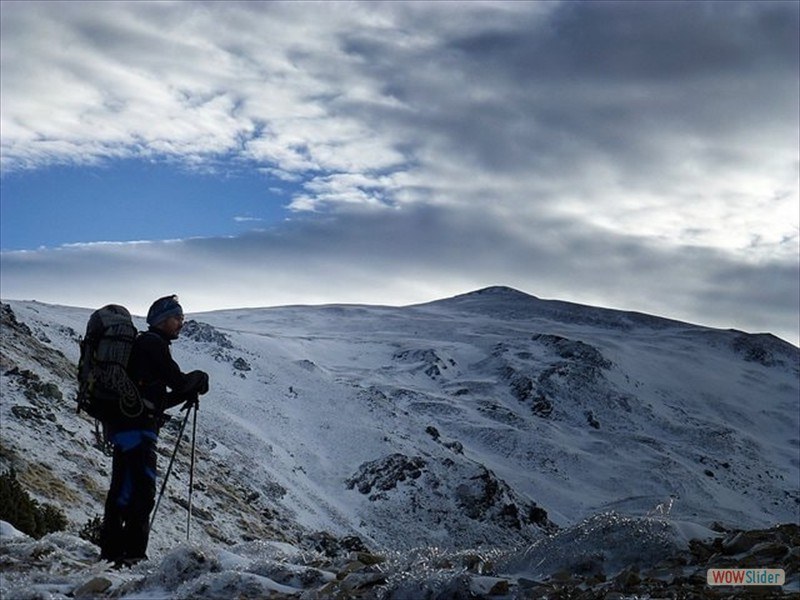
<box><xmin>18</xmin><ymin>461</ymin><xmax>81</xmax><ymax>506</ymax></box>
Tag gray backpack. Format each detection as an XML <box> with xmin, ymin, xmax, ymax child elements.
<box><xmin>76</xmin><ymin>305</ymin><xmax>142</xmax><ymax>421</ymax></box>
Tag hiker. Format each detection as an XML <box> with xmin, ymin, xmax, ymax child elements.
<box><xmin>99</xmin><ymin>295</ymin><xmax>209</xmax><ymax>567</ymax></box>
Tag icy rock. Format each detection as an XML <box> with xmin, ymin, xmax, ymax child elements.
<box><xmin>133</xmin><ymin>545</ymin><xmax>222</xmax><ymax>592</ymax></box>
<box><xmin>245</xmin><ymin>558</ymin><xmax>330</xmax><ymax>589</ymax></box>
<box><xmin>454</xmin><ymin>465</ymin><xmax>555</xmax><ymax>532</ymax></box>
<box><xmin>177</xmin><ymin>569</ymin><xmax>301</xmax><ymax>599</ymax></box>
<box><xmin>468</xmin><ymin>575</ymin><xmax>511</xmax><ymax>596</ymax></box>
<box><xmin>338</xmin><ymin>570</ymin><xmax>387</xmax><ymax>595</ymax></box>
<box><xmin>500</xmin><ymin>512</ymin><xmax>682</xmax><ymax>580</ymax></box>
<box><xmin>0</xmin><ymin>520</ymin><xmax>30</xmax><ymax>540</ymax></box>
<box><xmin>349</xmin><ymin>551</ymin><xmax>386</xmax><ymax>566</ymax></box>
<box><xmin>1</xmin><ymin>302</ymin><xmax>33</xmax><ymax>336</ymax></box>
<box><xmin>73</xmin><ymin>575</ymin><xmax>113</xmax><ymax>598</ymax></box>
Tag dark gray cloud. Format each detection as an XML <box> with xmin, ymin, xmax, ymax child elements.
<box><xmin>333</xmin><ymin>1</ymin><xmax>798</xmax><ymax>182</ymax></box>
<box><xmin>477</xmin><ymin>1</ymin><xmax>799</xmax><ymax>81</ymax></box>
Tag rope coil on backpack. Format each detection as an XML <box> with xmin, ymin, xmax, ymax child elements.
<box><xmin>95</xmin><ymin>363</ymin><xmax>143</xmax><ymax>418</ymax></box>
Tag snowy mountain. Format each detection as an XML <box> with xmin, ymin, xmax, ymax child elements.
<box><xmin>1</xmin><ymin>286</ymin><xmax>798</xmax><ymax>598</ymax></box>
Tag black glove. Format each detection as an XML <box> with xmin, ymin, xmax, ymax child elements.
<box><xmin>191</xmin><ymin>370</ymin><xmax>210</xmax><ymax>396</ymax></box>
<box><xmin>169</xmin><ymin>371</ymin><xmax>209</xmax><ymax>411</ymax></box>
<box><xmin>179</xmin><ymin>370</ymin><xmax>209</xmax><ymax>396</ymax></box>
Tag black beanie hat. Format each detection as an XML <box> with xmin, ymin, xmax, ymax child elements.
<box><xmin>147</xmin><ymin>295</ymin><xmax>183</xmax><ymax>327</ymax></box>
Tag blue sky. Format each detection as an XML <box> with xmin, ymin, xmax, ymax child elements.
<box><xmin>1</xmin><ymin>1</ymin><xmax>798</xmax><ymax>345</ymax></box>
<box><xmin>1</xmin><ymin>159</ymin><xmax>293</xmax><ymax>249</ymax></box>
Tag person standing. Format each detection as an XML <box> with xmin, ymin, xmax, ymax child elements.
<box><xmin>99</xmin><ymin>295</ymin><xmax>209</xmax><ymax>567</ymax></box>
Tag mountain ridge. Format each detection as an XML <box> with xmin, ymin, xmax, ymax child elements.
<box><xmin>1</xmin><ymin>289</ymin><xmax>798</xmax><ymax>597</ymax></box>
<box><xmin>5</xmin><ymin>286</ymin><xmax>796</xmax><ymax>347</ymax></box>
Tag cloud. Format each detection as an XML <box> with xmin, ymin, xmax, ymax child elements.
<box><xmin>2</xmin><ymin>3</ymin><xmax>796</xmax><ymax>255</ymax></box>
<box><xmin>2</xmin><ymin>204</ymin><xmax>797</xmax><ymax>345</ymax></box>
<box><xmin>1</xmin><ymin>2</ymin><xmax>797</xmax><ymax>344</ymax></box>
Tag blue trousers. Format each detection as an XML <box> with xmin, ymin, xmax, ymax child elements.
<box><xmin>99</xmin><ymin>430</ymin><xmax>158</xmax><ymax>562</ymax></box>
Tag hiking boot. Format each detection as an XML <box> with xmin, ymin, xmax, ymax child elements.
<box><xmin>112</xmin><ymin>556</ymin><xmax>146</xmax><ymax>570</ymax></box>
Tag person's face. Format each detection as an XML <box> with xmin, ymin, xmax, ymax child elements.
<box><xmin>161</xmin><ymin>314</ymin><xmax>184</xmax><ymax>339</ymax></box>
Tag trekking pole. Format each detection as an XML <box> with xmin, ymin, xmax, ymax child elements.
<box><xmin>150</xmin><ymin>406</ymin><xmax>191</xmax><ymax>531</ymax></box>
<box><xmin>186</xmin><ymin>400</ymin><xmax>198</xmax><ymax>542</ymax></box>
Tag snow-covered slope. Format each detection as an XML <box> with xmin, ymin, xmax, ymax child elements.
<box><xmin>1</xmin><ymin>287</ymin><xmax>798</xmax><ymax>597</ymax></box>
<box><xmin>175</xmin><ymin>286</ymin><xmax>798</xmax><ymax>540</ymax></box>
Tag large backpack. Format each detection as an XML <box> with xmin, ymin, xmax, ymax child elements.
<box><xmin>76</xmin><ymin>304</ymin><xmax>142</xmax><ymax>421</ymax></box>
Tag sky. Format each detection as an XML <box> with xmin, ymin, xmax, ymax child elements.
<box><xmin>1</xmin><ymin>1</ymin><xmax>798</xmax><ymax>345</ymax></box>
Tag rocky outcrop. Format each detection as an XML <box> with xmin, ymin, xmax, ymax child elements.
<box><xmin>346</xmin><ymin>452</ymin><xmax>557</xmax><ymax>550</ymax></box>
<box><xmin>181</xmin><ymin>319</ymin><xmax>251</xmax><ymax>375</ymax></box>
<box><xmin>531</xmin><ymin>333</ymin><xmax>612</xmax><ymax>369</ymax></box>
<box><xmin>345</xmin><ymin>453</ymin><xmax>427</xmax><ymax>500</ymax></box>
<box><xmin>393</xmin><ymin>348</ymin><xmax>457</xmax><ymax>380</ymax></box>
<box><xmin>731</xmin><ymin>332</ymin><xmax>799</xmax><ymax>369</ymax></box>
<box><xmin>181</xmin><ymin>320</ymin><xmax>233</xmax><ymax>349</ymax></box>
<box><xmin>498</xmin><ymin>333</ymin><xmax>623</xmax><ymax>428</ymax></box>
<box><xmin>455</xmin><ymin>466</ymin><xmax>556</xmax><ymax>533</ymax></box>
<box><xmin>1</xmin><ymin>303</ymin><xmax>76</xmax><ymax>381</ymax></box>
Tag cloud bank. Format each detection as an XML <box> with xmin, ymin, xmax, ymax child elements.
<box><xmin>3</xmin><ymin>205</ymin><xmax>798</xmax><ymax>344</ymax></box>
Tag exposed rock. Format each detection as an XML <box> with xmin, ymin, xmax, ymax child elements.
<box><xmin>731</xmin><ymin>332</ymin><xmax>798</xmax><ymax>368</ymax></box>
<box><xmin>531</xmin><ymin>394</ymin><xmax>553</xmax><ymax>418</ymax></box>
<box><xmin>393</xmin><ymin>348</ymin><xmax>457</xmax><ymax>380</ymax></box>
<box><xmin>1</xmin><ymin>303</ymin><xmax>33</xmax><ymax>336</ymax></box>
<box><xmin>346</xmin><ymin>454</ymin><xmax>427</xmax><ymax>498</ymax></box>
<box><xmin>181</xmin><ymin>320</ymin><xmax>233</xmax><ymax>349</ymax></box>
<box><xmin>508</xmin><ymin>373</ymin><xmax>533</xmax><ymax>402</ymax></box>
<box><xmin>0</xmin><ymin>303</ymin><xmax>75</xmax><ymax>381</ymax></box>
<box><xmin>497</xmin><ymin>334</ymin><xmax>619</xmax><ymax>427</ymax></box>
<box><xmin>11</xmin><ymin>404</ymin><xmax>56</xmax><ymax>424</ymax></box>
<box><xmin>181</xmin><ymin>320</ymin><xmax>242</xmax><ymax>366</ymax></box>
<box><xmin>232</xmin><ymin>357</ymin><xmax>251</xmax><ymax>371</ymax></box>
<box><xmin>531</xmin><ymin>333</ymin><xmax>612</xmax><ymax>369</ymax></box>
<box><xmin>170</xmin><ymin>495</ymin><xmax>215</xmax><ymax>522</ymax></box>
<box><xmin>5</xmin><ymin>367</ymin><xmax>63</xmax><ymax>404</ymax></box>
<box><xmin>303</xmin><ymin>530</ymin><xmax>364</xmax><ymax>558</ymax></box>
<box><xmin>455</xmin><ymin>465</ymin><xmax>556</xmax><ymax>533</ymax></box>
<box><xmin>585</xmin><ymin>410</ymin><xmax>600</xmax><ymax>429</ymax></box>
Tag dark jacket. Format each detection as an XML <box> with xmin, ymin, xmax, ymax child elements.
<box><xmin>111</xmin><ymin>328</ymin><xmax>207</xmax><ymax>434</ymax></box>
